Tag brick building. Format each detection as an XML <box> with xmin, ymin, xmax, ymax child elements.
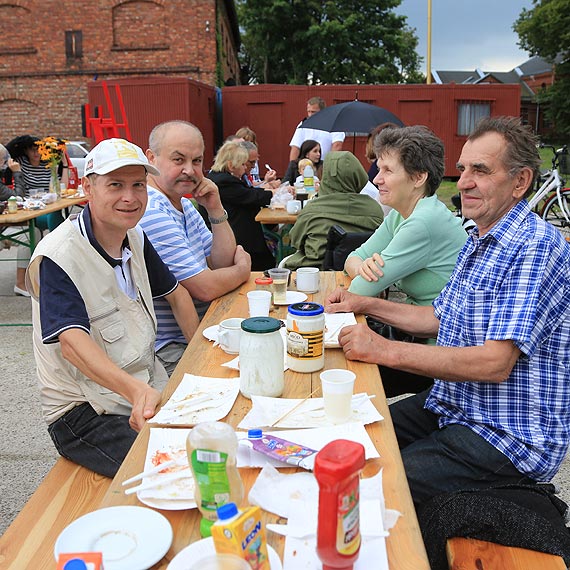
<box><xmin>0</xmin><ymin>0</ymin><xmax>240</xmax><ymax>143</ymax></box>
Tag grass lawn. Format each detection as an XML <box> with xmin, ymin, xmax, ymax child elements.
<box><xmin>437</xmin><ymin>179</ymin><xmax>458</xmax><ymax>210</ymax></box>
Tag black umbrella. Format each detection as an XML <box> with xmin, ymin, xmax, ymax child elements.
<box><xmin>300</xmin><ymin>100</ymin><xmax>403</xmax><ymax>136</ymax></box>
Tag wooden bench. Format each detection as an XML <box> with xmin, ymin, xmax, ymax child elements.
<box><xmin>0</xmin><ymin>457</ymin><xmax>111</xmax><ymax>569</ymax></box>
<box><xmin>447</xmin><ymin>537</ymin><xmax>567</xmax><ymax>570</ymax></box>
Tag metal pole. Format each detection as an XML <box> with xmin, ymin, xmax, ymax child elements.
<box><xmin>426</xmin><ymin>0</ymin><xmax>432</xmax><ymax>84</ymax></box>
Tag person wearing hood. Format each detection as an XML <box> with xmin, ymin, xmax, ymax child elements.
<box><xmin>283</xmin><ymin>151</ymin><xmax>384</xmax><ymax>270</ymax></box>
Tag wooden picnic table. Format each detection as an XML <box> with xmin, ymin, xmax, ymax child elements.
<box><xmin>255</xmin><ymin>207</ymin><xmax>298</xmax><ymax>263</ymax></box>
<box><xmin>0</xmin><ymin>195</ymin><xmax>87</xmax><ymax>252</ymax></box>
<box><xmin>254</xmin><ymin>207</ymin><xmax>298</xmax><ymax>225</ymax></box>
<box><xmin>100</xmin><ymin>271</ymin><xmax>429</xmax><ymax>569</ymax></box>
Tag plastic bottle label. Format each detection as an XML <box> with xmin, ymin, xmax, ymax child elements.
<box><xmin>336</xmin><ymin>477</ymin><xmax>361</xmax><ymax>555</ymax></box>
<box><xmin>191</xmin><ymin>449</ymin><xmax>231</xmax><ymax>512</ymax></box>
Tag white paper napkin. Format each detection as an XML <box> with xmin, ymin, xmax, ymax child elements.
<box><xmin>238</xmin><ymin>393</ymin><xmax>383</xmax><ymax>429</ymax></box>
<box><xmin>149</xmin><ymin>374</ymin><xmax>240</xmax><ymax>425</ymax></box>
<box><xmin>236</xmin><ymin>423</ymin><xmax>380</xmax><ymax>468</ymax></box>
<box><xmin>249</xmin><ymin>466</ymin><xmax>399</xmax><ymax>570</ymax></box>
<box><xmin>324</xmin><ymin>312</ymin><xmax>357</xmax><ymax>348</ymax></box>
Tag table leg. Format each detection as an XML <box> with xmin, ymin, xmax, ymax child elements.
<box><xmin>28</xmin><ymin>220</ymin><xmax>37</xmax><ymax>252</ymax></box>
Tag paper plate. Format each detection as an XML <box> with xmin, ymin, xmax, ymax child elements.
<box><xmin>202</xmin><ymin>325</ymin><xmax>219</xmax><ymax>342</ymax></box>
<box><xmin>274</xmin><ymin>291</ymin><xmax>308</xmax><ymax>305</ymax></box>
<box><xmin>137</xmin><ymin>427</ymin><xmax>196</xmax><ymax>511</ymax></box>
<box><xmin>54</xmin><ymin>506</ymin><xmax>172</xmax><ymax>570</ymax></box>
<box><xmin>168</xmin><ymin>536</ymin><xmax>282</xmax><ymax>570</ymax></box>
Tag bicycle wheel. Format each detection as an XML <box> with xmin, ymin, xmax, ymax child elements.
<box><xmin>540</xmin><ymin>188</ymin><xmax>570</xmax><ymax>240</ymax></box>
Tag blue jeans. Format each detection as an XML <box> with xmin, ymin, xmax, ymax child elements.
<box><xmin>48</xmin><ymin>402</ymin><xmax>137</xmax><ymax>478</ymax></box>
<box><xmin>390</xmin><ymin>390</ymin><xmax>534</xmax><ymax>508</ymax></box>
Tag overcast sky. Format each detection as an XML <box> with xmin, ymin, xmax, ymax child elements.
<box><xmin>396</xmin><ymin>0</ymin><xmax>534</xmax><ymax>73</ymax></box>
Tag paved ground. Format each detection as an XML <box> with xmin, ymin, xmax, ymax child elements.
<box><xmin>1</xmin><ymin>246</ymin><xmax>569</xmax><ymax>537</ymax></box>
<box><xmin>0</xmin><ymin>247</ymin><xmax>58</xmax><ymax>536</ymax></box>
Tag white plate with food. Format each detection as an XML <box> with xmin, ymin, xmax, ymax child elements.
<box><xmin>274</xmin><ymin>291</ymin><xmax>308</xmax><ymax>305</ymax></box>
<box><xmin>136</xmin><ymin>428</ymin><xmax>195</xmax><ymax>510</ymax></box>
<box><xmin>168</xmin><ymin>536</ymin><xmax>282</xmax><ymax>570</ymax></box>
<box><xmin>54</xmin><ymin>506</ymin><xmax>172</xmax><ymax>570</ymax></box>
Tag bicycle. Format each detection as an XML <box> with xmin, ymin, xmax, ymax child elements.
<box><xmin>528</xmin><ymin>144</ymin><xmax>570</xmax><ymax>240</ymax></box>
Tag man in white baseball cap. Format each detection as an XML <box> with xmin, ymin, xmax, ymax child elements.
<box><xmin>25</xmin><ymin>138</ymin><xmax>199</xmax><ymax>477</ymax></box>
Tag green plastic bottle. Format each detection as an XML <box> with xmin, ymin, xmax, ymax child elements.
<box><xmin>186</xmin><ymin>421</ymin><xmax>244</xmax><ymax>537</ymax></box>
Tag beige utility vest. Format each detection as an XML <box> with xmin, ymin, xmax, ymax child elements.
<box><xmin>27</xmin><ymin>217</ymin><xmax>165</xmax><ymax>424</ymax></box>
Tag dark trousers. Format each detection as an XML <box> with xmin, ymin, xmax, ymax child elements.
<box><xmin>390</xmin><ymin>390</ymin><xmax>534</xmax><ymax>508</ymax></box>
<box><xmin>379</xmin><ymin>365</ymin><xmax>433</xmax><ymax>397</ymax></box>
<box><xmin>48</xmin><ymin>402</ymin><xmax>137</xmax><ymax>478</ymax></box>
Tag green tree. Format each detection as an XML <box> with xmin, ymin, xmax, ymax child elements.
<box><xmin>236</xmin><ymin>0</ymin><xmax>423</xmax><ymax>85</ymax></box>
<box><xmin>514</xmin><ymin>0</ymin><xmax>570</xmax><ymax>138</ymax></box>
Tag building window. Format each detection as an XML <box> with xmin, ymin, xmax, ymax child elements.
<box><xmin>457</xmin><ymin>101</ymin><xmax>491</xmax><ymax>135</ymax></box>
<box><xmin>65</xmin><ymin>31</ymin><xmax>83</xmax><ymax>60</ymax></box>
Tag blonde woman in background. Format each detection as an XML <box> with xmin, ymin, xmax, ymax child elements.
<box><xmin>206</xmin><ymin>141</ymin><xmax>277</xmax><ymax>270</ymax></box>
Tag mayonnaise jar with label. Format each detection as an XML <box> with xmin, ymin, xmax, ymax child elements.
<box><xmin>287</xmin><ymin>302</ymin><xmax>325</xmax><ymax>373</ymax></box>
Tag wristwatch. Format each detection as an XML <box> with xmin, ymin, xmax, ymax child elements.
<box><xmin>209</xmin><ymin>209</ymin><xmax>228</xmax><ymax>224</ymax></box>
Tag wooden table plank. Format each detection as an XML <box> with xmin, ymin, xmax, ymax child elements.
<box><xmin>254</xmin><ymin>207</ymin><xmax>298</xmax><ymax>225</ymax></box>
<box><xmin>101</xmin><ymin>271</ymin><xmax>429</xmax><ymax>569</ymax></box>
<box><xmin>0</xmin><ymin>196</ymin><xmax>87</xmax><ymax>225</ymax></box>
<box><xmin>0</xmin><ymin>196</ymin><xmax>87</xmax><ymax>254</ymax></box>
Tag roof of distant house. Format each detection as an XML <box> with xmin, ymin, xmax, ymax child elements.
<box><xmin>432</xmin><ymin>55</ymin><xmax>558</xmax><ymax>100</ymax></box>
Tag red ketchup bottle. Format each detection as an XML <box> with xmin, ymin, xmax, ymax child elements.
<box><xmin>314</xmin><ymin>440</ymin><xmax>366</xmax><ymax>570</ymax></box>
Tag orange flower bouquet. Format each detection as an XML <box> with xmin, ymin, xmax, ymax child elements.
<box><xmin>35</xmin><ymin>136</ymin><xmax>68</xmax><ymax>195</ymax></box>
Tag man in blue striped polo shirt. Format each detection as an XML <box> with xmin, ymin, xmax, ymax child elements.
<box><xmin>140</xmin><ymin>121</ymin><xmax>251</xmax><ymax>374</ymax></box>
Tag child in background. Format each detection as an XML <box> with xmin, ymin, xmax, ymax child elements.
<box><xmin>295</xmin><ymin>158</ymin><xmax>320</xmax><ymax>189</ymax></box>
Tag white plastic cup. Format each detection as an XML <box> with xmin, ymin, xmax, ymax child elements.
<box><xmin>217</xmin><ymin>317</ymin><xmax>244</xmax><ymax>354</ymax></box>
<box><xmin>296</xmin><ymin>267</ymin><xmax>319</xmax><ymax>293</ymax></box>
<box><xmin>320</xmin><ymin>369</ymin><xmax>356</xmax><ymax>424</ymax></box>
<box><xmin>247</xmin><ymin>290</ymin><xmax>272</xmax><ymax>317</ymax></box>
<box><xmin>268</xmin><ymin>268</ymin><xmax>290</xmax><ymax>304</ymax></box>
<box><xmin>286</xmin><ymin>199</ymin><xmax>301</xmax><ymax>214</ymax></box>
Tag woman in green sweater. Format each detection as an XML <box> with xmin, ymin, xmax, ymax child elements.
<box><xmin>343</xmin><ymin>125</ymin><xmax>467</xmax><ymax>395</ymax></box>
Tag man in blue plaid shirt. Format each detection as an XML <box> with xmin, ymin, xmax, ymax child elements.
<box><xmin>326</xmin><ymin>116</ymin><xmax>570</xmax><ymax>507</ymax></box>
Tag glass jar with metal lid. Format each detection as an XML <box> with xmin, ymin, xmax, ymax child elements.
<box><xmin>286</xmin><ymin>302</ymin><xmax>325</xmax><ymax>373</ymax></box>
<box><xmin>239</xmin><ymin>317</ymin><xmax>284</xmax><ymax>398</ymax></box>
